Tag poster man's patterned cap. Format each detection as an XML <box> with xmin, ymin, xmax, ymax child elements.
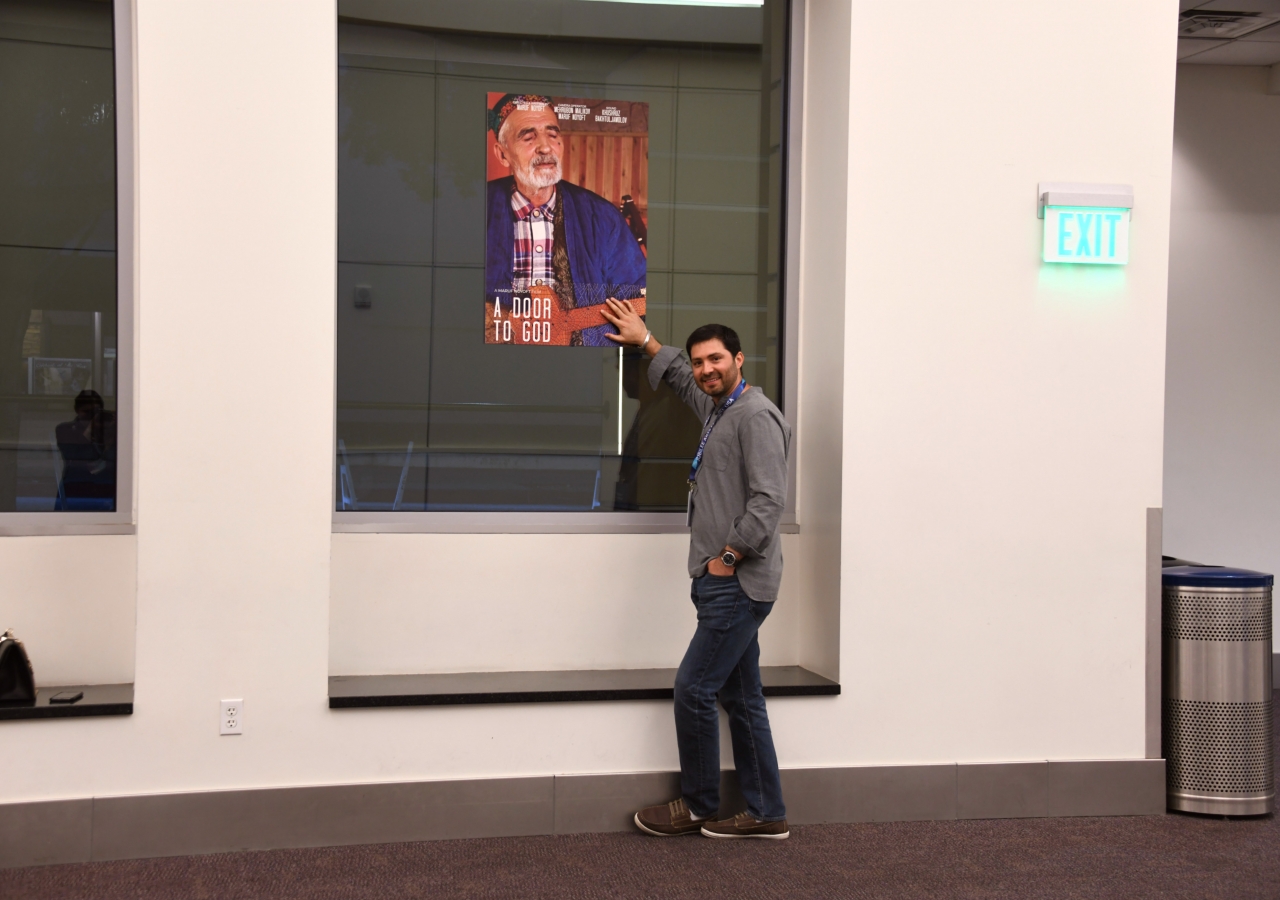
<box><xmin>489</xmin><ymin>94</ymin><xmax>553</xmax><ymax>138</ymax></box>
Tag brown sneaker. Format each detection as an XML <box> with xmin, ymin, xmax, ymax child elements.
<box><xmin>633</xmin><ymin>798</ymin><xmax>707</xmax><ymax>836</ymax></box>
<box><xmin>700</xmin><ymin>811</ymin><xmax>790</xmax><ymax>840</ymax></box>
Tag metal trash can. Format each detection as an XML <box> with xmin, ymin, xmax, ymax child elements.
<box><xmin>1163</xmin><ymin>566</ymin><xmax>1274</xmax><ymax>815</ymax></box>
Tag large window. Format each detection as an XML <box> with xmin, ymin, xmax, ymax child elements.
<box><xmin>336</xmin><ymin>0</ymin><xmax>788</xmax><ymax>514</ymax></box>
<box><xmin>0</xmin><ymin>0</ymin><xmax>119</xmax><ymax>514</ymax></box>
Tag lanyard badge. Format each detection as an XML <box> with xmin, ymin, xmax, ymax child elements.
<box><xmin>686</xmin><ymin>379</ymin><xmax>748</xmax><ymax>525</ymax></box>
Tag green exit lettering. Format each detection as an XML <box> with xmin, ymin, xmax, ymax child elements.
<box><xmin>1043</xmin><ymin>206</ymin><xmax>1130</xmax><ymax>266</ymax></box>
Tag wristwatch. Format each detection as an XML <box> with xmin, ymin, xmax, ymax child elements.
<box><xmin>720</xmin><ymin>549</ymin><xmax>739</xmax><ymax>568</ymax></box>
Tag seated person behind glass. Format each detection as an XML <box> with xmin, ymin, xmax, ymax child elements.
<box><xmin>619</xmin><ymin>194</ymin><xmax>647</xmax><ymax>249</ymax></box>
<box><xmin>55</xmin><ymin>390</ymin><xmax>116</xmax><ymax>506</ymax></box>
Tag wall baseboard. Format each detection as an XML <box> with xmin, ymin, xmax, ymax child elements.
<box><xmin>0</xmin><ymin>759</ymin><xmax>1165</xmax><ymax>868</ymax></box>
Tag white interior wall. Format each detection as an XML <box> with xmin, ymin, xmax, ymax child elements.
<box><xmin>2</xmin><ymin>0</ymin><xmax>1178</xmax><ymax>806</ymax></box>
<box><xmin>0</xmin><ymin>536</ymin><xmax>136</xmax><ymax>686</ymax></box>
<box><xmin>831</xmin><ymin>0</ymin><xmax>1175</xmax><ymax>764</ymax></box>
<box><xmin>329</xmin><ymin>533</ymin><xmax>801</xmax><ymax>674</ymax></box>
<box><xmin>790</xmin><ymin>0</ymin><xmax>848</xmax><ymax>682</ymax></box>
<box><xmin>1164</xmin><ymin>65</ymin><xmax>1280</xmax><ymax>642</ymax></box>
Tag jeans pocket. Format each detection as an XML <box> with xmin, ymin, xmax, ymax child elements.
<box><xmin>695</xmin><ymin>577</ymin><xmax>747</xmax><ymax>621</ymax></box>
<box><xmin>697</xmin><ymin>572</ymin><xmax>740</xmax><ymax>596</ymax></box>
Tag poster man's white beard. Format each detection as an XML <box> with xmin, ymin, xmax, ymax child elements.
<box><xmin>517</xmin><ymin>154</ymin><xmax>562</xmax><ymax>190</ymax></box>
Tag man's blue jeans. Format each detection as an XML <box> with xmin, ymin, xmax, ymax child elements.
<box><xmin>674</xmin><ymin>573</ymin><xmax>786</xmax><ymax>822</ymax></box>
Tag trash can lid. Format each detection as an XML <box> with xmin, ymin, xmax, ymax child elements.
<box><xmin>1162</xmin><ymin>566</ymin><xmax>1274</xmax><ymax>588</ymax></box>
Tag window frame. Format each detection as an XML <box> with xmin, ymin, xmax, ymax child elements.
<box><xmin>0</xmin><ymin>0</ymin><xmax>135</xmax><ymax>536</ymax></box>
<box><xmin>330</xmin><ymin>0</ymin><xmax>803</xmax><ymax>535</ymax></box>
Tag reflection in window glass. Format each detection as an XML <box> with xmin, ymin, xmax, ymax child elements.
<box><xmin>337</xmin><ymin>1</ymin><xmax>787</xmax><ymax>511</ymax></box>
<box><xmin>0</xmin><ymin>0</ymin><xmax>117</xmax><ymax>512</ymax></box>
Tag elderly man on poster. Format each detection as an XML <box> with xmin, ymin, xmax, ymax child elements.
<box><xmin>485</xmin><ymin>93</ymin><xmax>646</xmax><ymax>346</ymax></box>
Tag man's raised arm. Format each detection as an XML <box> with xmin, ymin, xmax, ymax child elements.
<box><xmin>602</xmin><ymin>298</ymin><xmax>712</xmax><ymax>416</ymax></box>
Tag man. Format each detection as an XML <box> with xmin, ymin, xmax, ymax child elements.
<box><xmin>602</xmin><ymin>299</ymin><xmax>791</xmax><ymax>840</ymax></box>
<box><xmin>54</xmin><ymin>389</ymin><xmax>116</xmax><ymax>510</ymax></box>
<box><xmin>485</xmin><ymin>94</ymin><xmax>646</xmax><ymax>346</ymax></box>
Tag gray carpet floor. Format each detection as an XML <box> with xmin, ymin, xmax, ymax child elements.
<box><xmin>7</xmin><ymin>693</ymin><xmax>1279</xmax><ymax>900</ymax></box>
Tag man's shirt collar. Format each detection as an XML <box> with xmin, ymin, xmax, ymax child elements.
<box><xmin>510</xmin><ymin>186</ymin><xmax>557</xmax><ymax>221</ymax></box>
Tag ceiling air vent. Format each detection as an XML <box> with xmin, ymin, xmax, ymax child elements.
<box><xmin>1179</xmin><ymin>11</ymin><xmax>1280</xmax><ymax>39</ymax></box>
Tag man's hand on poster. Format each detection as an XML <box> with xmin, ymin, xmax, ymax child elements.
<box><xmin>602</xmin><ymin>298</ymin><xmax>661</xmax><ymax>358</ymax></box>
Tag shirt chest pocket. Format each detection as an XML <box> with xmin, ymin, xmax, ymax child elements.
<box><xmin>700</xmin><ymin>430</ymin><xmax>733</xmax><ymax>471</ymax></box>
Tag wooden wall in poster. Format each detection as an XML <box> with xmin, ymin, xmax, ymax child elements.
<box><xmin>562</xmin><ymin>133</ymin><xmax>648</xmax><ymax>215</ymax></box>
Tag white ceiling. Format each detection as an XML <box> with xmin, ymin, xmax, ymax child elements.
<box><xmin>1179</xmin><ymin>0</ymin><xmax>1280</xmax><ymax>64</ymax></box>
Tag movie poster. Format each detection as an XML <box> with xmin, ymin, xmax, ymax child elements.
<box><xmin>484</xmin><ymin>93</ymin><xmax>648</xmax><ymax>346</ymax></box>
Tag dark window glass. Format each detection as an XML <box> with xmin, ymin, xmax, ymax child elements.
<box><xmin>0</xmin><ymin>0</ymin><xmax>117</xmax><ymax>512</ymax></box>
<box><xmin>337</xmin><ymin>1</ymin><xmax>787</xmax><ymax>512</ymax></box>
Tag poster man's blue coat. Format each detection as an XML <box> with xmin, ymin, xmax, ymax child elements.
<box><xmin>486</xmin><ymin>176</ymin><xmax>647</xmax><ymax>347</ymax></box>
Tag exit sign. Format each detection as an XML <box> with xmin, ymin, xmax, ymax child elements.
<box><xmin>1043</xmin><ymin>206</ymin><xmax>1130</xmax><ymax>265</ymax></box>
<box><xmin>1037</xmin><ymin>182</ymin><xmax>1133</xmax><ymax>266</ymax></box>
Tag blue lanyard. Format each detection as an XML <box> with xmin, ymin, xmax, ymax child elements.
<box><xmin>688</xmin><ymin>379</ymin><xmax>747</xmax><ymax>486</ymax></box>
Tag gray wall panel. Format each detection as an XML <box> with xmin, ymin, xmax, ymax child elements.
<box><xmin>0</xmin><ymin>799</ymin><xmax>92</xmax><ymax>868</ymax></box>
<box><xmin>2</xmin><ymin>760</ymin><xmax>1168</xmax><ymax>868</ymax></box>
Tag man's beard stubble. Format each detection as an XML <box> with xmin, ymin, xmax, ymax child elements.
<box><xmin>699</xmin><ymin>363</ymin><xmax>741</xmax><ymax>400</ymax></box>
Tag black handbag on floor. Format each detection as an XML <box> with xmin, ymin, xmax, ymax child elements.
<box><xmin>0</xmin><ymin>629</ymin><xmax>36</xmax><ymax>706</ymax></box>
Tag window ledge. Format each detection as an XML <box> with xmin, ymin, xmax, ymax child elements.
<box><xmin>0</xmin><ymin>683</ymin><xmax>133</xmax><ymax>721</ymax></box>
<box><xmin>332</xmin><ymin>512</ymin><xmax>798</xmax><ymax>534</ymax></box>
<box><xmin>0</xmin><ymin>521</ymin><xmax>135</xmax><ymax>537</ymax></box>
<box><xmin>329</xmin><ymin>666</ymin><xmax>837</xmax><ymax>708</ymax></box>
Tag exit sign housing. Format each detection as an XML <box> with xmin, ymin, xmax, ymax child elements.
<box><xmin>1037</xmin><ymin>182</ymin><xmax>1133</xmax><ymax>266</ymax></box>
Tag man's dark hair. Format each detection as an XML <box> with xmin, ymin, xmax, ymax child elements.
<box><xmin>685</xmin><ymin>323</ymin><xmax>742</xmax><ymax>358</ymax></box>
<box><xmin>73</xmin><ymin>389</ymin><xmax>104</xmax><ymax>412</ymax></box>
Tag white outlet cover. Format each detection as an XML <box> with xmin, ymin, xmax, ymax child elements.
<box><xmin>220</xmin><ymin>698</ymin><xmax>243</xmax><ymax>735</ymax></box>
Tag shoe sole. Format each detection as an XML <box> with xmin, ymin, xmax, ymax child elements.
<box><xmin>634</xmin><ymin>813</ymin><xmax>701</xmax><ymax>837</ymax></box>
<box><xmin>700</xmin><ymin>826</ymin><xmax>790</xmax><ymax>840</ymax></box>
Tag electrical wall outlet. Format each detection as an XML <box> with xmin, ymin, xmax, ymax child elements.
<box><xmin>220</xmin><ymin>699</ymin><xmax>243</xmax><ymax>735</ymax></box>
